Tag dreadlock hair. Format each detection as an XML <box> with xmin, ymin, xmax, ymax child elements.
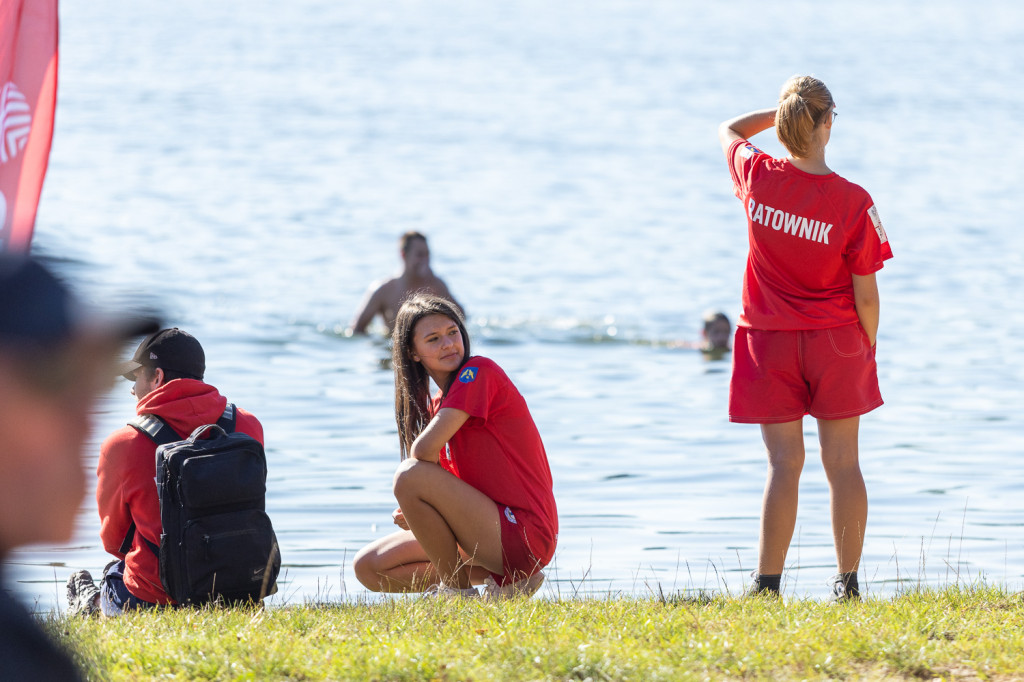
<box><xmin>391</xmin><ymin>293</ymin><xmax>470</xmax><ymax>459</ymax></box>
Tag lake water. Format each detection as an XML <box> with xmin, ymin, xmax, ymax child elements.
<box><xmin>7</xmin><ymin>0</ymin><xmax>1024</xmax><ymax>612</ymax></box>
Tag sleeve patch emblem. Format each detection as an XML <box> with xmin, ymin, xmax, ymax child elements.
<box><xmin>867</xmin><ymin>205</ymin><xmax>888</xmax><ymax>244</ymax></box>
<box><xmin>458</xmin><ymin>367</ymin><xmax>478</xmax><ymax>383</ymax></box>
<box><xmin>739</xmin><ymin>143</ymin><xmax>763</xmax><ymax>159</ymax></box>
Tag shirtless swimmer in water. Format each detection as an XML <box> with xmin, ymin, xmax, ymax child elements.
<box><xmin>349</xmin><ymin>231</ymin><xmax>462</xmax><ymax>336</ymax></box>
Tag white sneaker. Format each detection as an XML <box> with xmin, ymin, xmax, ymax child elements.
<box><xmin>483</xmin><ymin>571</ymin><xmax>545</xmax><ymax>600</ymax></box>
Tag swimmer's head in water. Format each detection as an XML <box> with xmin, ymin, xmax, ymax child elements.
<box><xmin>399</xmin><ymin>231</ymin><xmax>431</xmax><ymax>277</ymax></box>
<box><xmin>702</xmin><ymin>310</ymin><xmax>732</xmax><ymax>353</ymax></box>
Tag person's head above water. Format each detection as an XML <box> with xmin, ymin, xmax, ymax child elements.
<box><xmin>391</xmin><ymin>293</ymin><xmax>471</xmax><ymax>457</ymax></box>
<box><xmin>702</xmin><ymin>310</ymin><xmax>732</xmax><ymax>352</ymax></box>
<box><xmin>399</xmin><ymin>230</ymin><xmax>427</xmax><ymax>254</ymax></box>
<box><xmin>775</xmin><ymin>75</ymin><xmax>835</xmax><ymax>159</ymax></box>
<box><xmin>399</xmin><ymin>231</ymin><xmax>431</xmax><ymax>278</ymax></box>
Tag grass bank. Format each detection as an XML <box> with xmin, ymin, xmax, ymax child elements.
<box><xmin>50</xmin><ymin>585</ymin><xmax>1024</xmax><ymax>681</ymax></box>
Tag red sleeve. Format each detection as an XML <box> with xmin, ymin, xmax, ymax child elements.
<box><xmin>96</xmin><ymin>428</ymin><xmax>136</xmax><ymax>557</ymax></box>
<box><xmin>234</xmin><ymin>408</ymin><xmax>264</xmax><ymax>445</ymax></box>
<box><xmin>727</xmin><ymin>137</ymin><xmax>769</xmax><ymax>200</ymax></box>
<box><xmin>844</xmin><ymin>197</ymin><xmax>894</xmax><ymax>276</ymax></box>
<box><xmin>97</xmin><ymin>425</ymin><xmax>167</xmax><ymax>560</ymax></box>
<box><xmin>441</xmin><ymin>361</ymin><xmax>499</xmax><ymax>421</ymax></box>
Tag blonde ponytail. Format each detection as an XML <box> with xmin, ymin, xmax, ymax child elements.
<box><xmin>775</xmin><ymin>76</ymin><xmax>833</xmax><ymax>158</ymax></box>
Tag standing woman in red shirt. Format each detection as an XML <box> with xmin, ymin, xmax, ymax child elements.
<box><xmin>718</xmin><ymin>75</ymin><xmax>893</xmax><ymax>601</ymax></box>
<box><xmin>353</xmin><ymin>294</ymin><xmax>557</xmax><ymax>598</ymax></box>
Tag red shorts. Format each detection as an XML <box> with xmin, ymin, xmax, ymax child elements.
<box><xmin>492</xmin><ymin>503</ymin><xmax>556</xmax><ymax>586</ymax></box>
<box><xmin>729</xmin><ymin>322</ymin><xmax>882</xmax><ymax>423</ymax></box>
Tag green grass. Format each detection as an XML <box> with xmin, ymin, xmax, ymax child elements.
<box><xmin>49</xmin><ymin>585</ymin><xmax>1024</xmax><ymax>681</ymax></box>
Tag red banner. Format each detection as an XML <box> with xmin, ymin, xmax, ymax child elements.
<box><xmin>0</xmin><ymin>0</ymin><xmax>57</xmax><ymax>253</ymax></box>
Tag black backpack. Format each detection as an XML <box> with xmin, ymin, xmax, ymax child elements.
<box><xmin>123</xmin><ymin>404</ymin><xmax>281</xmax><ymax>605</ymax></box>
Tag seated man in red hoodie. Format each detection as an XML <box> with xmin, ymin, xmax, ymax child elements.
<box><xmin>66</xmin><ymin>328</ymin><xmax>264</xmax><ymax>615</ymax></box>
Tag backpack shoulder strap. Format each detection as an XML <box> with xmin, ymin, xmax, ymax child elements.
<box><xmin>129</xmin><ymin>403</ymin><xmax>236</xmax><ymax>443</ymax></box>
<box><xmin>122</xmin><ymin>415</ymin><xmax>178</xmax><ymax>559</ymax></box>
<box><xmin>216</xmin><ymin>403</ymin><xmax>237</xmax><ymax>433</ymax></box>
<box><xmin>118</xmin><ymin>521</ymin><xmax>160</xmax><ymax>558</ymax></box>
<box><xmin>128</xmin><ymin>413</ymin><xmax>183</xmax><ymax>446</ymax></box>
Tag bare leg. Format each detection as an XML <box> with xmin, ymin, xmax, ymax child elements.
<box><xmin>353</xmin><ymin>530</ymin><xmax>437</xmax><ymax>592</ymax></box>
<box><xmin>817</xmin><ymin>416</ymin><xmax>866</xmax><ymax>574</ymax></box>
<box><xmin>392</xmin><ymin>458</ymin><xmax>504</xmax><ymax>589</ymax></box>
<box><xmin>758</xmin><ymin>420</ymin><xmax>806</xmax><ymax>575</ymax></box>
<box><xmin>353</xmin><ymin>530</ymin><xmax>492</xmax><ymax>592</ymax></box>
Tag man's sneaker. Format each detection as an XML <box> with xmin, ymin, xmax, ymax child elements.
<box><xmin>482</xmin><ymin>571</ymin><xmax>545</xmax><ymax>600</ymax></box>
<box><xmin>828</xmin><ymin>574</ymin><xmax>861</xmax><ymax>603</ymax></box>
<box><xmin>66</xmin><ymin>570</ymin><xmax>100</xmax><ymax>616</ymax></box>
<box><xmin>422</xmin><ymin>583</ymin><xmax>480</xmax><ymax>599</ymax></box>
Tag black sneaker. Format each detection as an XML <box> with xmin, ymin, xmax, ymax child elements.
<box><xmin>828</xmin><ymin>574</ymin><xmax>861</xmax><ymax>603</ymax></box>
<box><xmin>745</xmin><ymin>572</ymin><xmax>781</xmax><ymax>599</ymax></box>
<box><xmin>66</xmin><ymin>570</ymin><xmax>101</xmax><ymax>616</ymax></box>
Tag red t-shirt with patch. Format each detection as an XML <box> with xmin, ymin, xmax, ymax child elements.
<box><xmin>431</xmin><ymin>356</ymin><xmax>558</xmax><ymax>551</ymax></box>
<box><xmin>727</xmin><ymin>138</ymin><xmax>893</xmax><ymax>330</ymax></box>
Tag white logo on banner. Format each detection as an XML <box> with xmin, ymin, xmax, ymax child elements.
<box><xmin>0</xmin><ymin>82</ymin><xmax>32</xmax><ymax>165</ymax></box>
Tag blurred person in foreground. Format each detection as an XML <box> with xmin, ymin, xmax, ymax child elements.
<box><xmin>349</xmin><ymin>231</ymin><xmax>462</xmax><ymax>336</ymax></box>
<box><xmin>0</xmin><ymin>253</ymin><xmax>158</xmax><ymax>680</ymax></box>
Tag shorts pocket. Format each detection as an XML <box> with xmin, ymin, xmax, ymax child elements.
<box><xmin>826</xmin><ymin>324</ymin><xmax>867</xmax><ymax>358</ymax></box>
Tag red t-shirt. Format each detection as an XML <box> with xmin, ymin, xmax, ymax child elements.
<box><xmin>728</xmin><ymin>138</ymin><xmax>893</xmax><ymax>330</ymax></box>
<box><xmin>431</xmin><ymin>356</ymin><xmax>558</xmax><ymax>548</ymax></box>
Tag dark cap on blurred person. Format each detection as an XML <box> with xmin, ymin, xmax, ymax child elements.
<box><xmin>118</xmin><ymin>328</ymin><xmax>205</xmax><ymax>381</ymax></box>
<box><xmin>0</xmin><ymin>253</ymin><xmax>160</xmax><ymax>351</ymax></box>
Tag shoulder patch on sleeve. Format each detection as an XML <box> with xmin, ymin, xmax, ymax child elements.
<box><xmin>458</xmin><ymin>367</ymin><xmax>478</xmax><ymax>383</ymax></box>
<box><xmin>867</xmin><ymin>205</ymin><xmax>888</xmax><ymax>244</ymax></box>
<box><xmin>739</xmin><ymin>143</ymin><xmax>763</xmax><ymax>159</ymax></box>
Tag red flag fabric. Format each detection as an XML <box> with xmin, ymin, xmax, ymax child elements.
<box><xmin>0</xmin><ymin>0</ymin><xmax>57</xmax><ymax>253</ymax></box>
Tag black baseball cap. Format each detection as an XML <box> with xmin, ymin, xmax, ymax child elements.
<box><xmin>0</xmin><ymin>253</ymin><xmax>161</xmax><ymax>351</ymax></box>
<box><xmin>118</xmin><ymin>327</ymin><xmax>205</xmax><ymax>381</ymax></box>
